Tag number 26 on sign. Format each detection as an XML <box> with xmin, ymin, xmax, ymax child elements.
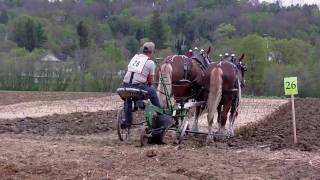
<box><xmin>284</xmin><ymin>77</ymin><xmax>298</xmax><ymax>96</ymax></box>
<box><xmin>284</xmin><ymin>77</ymin><xmax>298</xmax><ymax>144</ymax></box>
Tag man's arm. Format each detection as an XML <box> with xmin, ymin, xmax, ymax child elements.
<box><xmin>147</xmin><ymin>60</ymin><xmax>156</xmax><ymax>85</ymax></box>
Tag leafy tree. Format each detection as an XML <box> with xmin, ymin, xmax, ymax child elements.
<box><xmin>4</xmin><ymin>0</ymin><xmax>22</xmax><ymax>8</ymax></box>
<box><xmin>126</xmin><ymin>36</ymin><xmax>139</xmax><ymax>55</ymax></box>
<box><xmin>270</xmin><ymin>38</ymin><xmax>311</xmax><ymax>64</ymax></box>
<box><xmin>11</xmin><ymin>16</ymin><xmax>47</xmax><ymax>52</ymax></box>
<box><xmin>238</xmin><ymin>34</ymin><xmax>268</xmax><ymax>95</ymax></box>
<box><xmin>103</xmin><ymin>44</ymin><xmax>126</xmax><ymax>67</ymax></box>
<box><xmin>214</xmin><ymin>23</ymin><xmax>236</xmax><ymax>41</ymax></box>
<box><xmin>91</xmin><ymin>23</ymin><xmax>113</xmax><ymax>46</ymax></box>
<box><xmin>77</xmin><ymin>21</ymin><xmax>89</xmax><ymax>48</ymax></box>
<box><xmin>169</xmin><ymin>12</ymin><xmax>188</xmax><ymax>36</ymax></box>
<box><xmin>135</xmin><ymin>28</ymin><xmax>143</xmax><ymax>41</ymax></box>
<box><xmin>199</xmin><ymin>0</ymin><xmax>237</xmax><ymax>7</ymax></box>
<box><xmin>108</xmin><ymin>15</ymin><xmax>132</xmax><ymax>36</ymax></box>
<box><xmin>50</xmin><ymin>24</ymin><xmax>78</xmax><ymax>56</ymax></box>
<box><xmin>149</xmin><ymin>10</ymin><xmax>167</xmax><ymax>49</ymax></box>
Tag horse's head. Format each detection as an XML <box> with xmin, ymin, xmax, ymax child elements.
<box><xmin>190</xmin><ymin>47</ymin><xmax>212</xmax><ymax>67</ymax></box>
<box><xmin>228</xmin><ymin>54</ymin><xmax>247</xmax><ymax>88</ymax></box>
<box><xmin>201</xmin><ymin>47</ymin><xmax>213</xmax><ymax>63</ymax></box>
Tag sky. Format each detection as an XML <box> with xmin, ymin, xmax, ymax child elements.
<box><xmin>261</xmin><ymin>0</ymin><xmax>320</xmax><ymax>7</ymax></box>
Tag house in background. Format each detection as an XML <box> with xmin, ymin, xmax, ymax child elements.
<box><xmin>33</xmin><ymin>53</ymin><xmax>74</xmax><ymax>84</ymax></box>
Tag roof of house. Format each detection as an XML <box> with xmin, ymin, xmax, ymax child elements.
<box><xmin>41</xmin><ymin>53</ymin><xmax>62</xmax><ymax>62</ymax></box>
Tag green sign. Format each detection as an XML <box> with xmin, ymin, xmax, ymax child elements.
<box><xmin>284</xmin><ymin>77</ymin><xmax>298</xmax><ymax>95</ymax></box>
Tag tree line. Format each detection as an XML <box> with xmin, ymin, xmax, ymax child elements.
<box><xmin>0</xmin><ymin>0</ymin><xmax>319</xmax><ymax>97</ymax></box>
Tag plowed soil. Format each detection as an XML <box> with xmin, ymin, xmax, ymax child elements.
<box><xmin>0</xmin><ymin>111</ymin><xmax>117</xmax><ymax>135</ymax></box>
<box><xmin>0</xmin><ymin>93</ymin><xmax>319</xmax><ymax>179</ymax></box>
<box><xmin>229</xmin><ymin>98</ymin><xmax>320</xmax><ymax>151</ymax></box>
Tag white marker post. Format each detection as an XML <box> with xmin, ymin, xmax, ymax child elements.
<box><xmin>284</xmin><ymin>77</ymin><xmax>298</xmax><ymax>144</ymax></box>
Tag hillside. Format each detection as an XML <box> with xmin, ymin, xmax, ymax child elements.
<box><xmin>0</xmin><ymin>0</ymin><xmax>319</xmax><ymax>97</ymax></box>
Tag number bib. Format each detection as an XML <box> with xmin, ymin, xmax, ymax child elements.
<box><xmin>127</xmin><ymin>54</ymin><xmax>149</xmax><ymax>74</ymax></box>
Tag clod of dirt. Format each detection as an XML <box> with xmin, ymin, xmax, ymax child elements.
<box><xmin>174</xmin><ymin>145</ymin><xmax>182</xmax><ymax>150</ymax></box>
<box><xmin>146</xmin><ymin>149</ymin><xmax>157</xmax><ymax>157</ymax></box>
<box><xmin>0</xmin><ymin>163</ymin><xmax>19</xmax><ymax>175</ymax></box>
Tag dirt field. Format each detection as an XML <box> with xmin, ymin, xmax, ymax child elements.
<box><xmin>0</xmin><ymin>91</ymin><xmax>109</xmax><ymax>106</ymax></box>
<box><xmin>0</xmin><ymin>92</ymin><xmax>121</xmax><ymax>119</ymax></box>
<box><xmin>0</xmin><ymin>92</ymin><xmax>319</xmax><ymax>179</ymax></box>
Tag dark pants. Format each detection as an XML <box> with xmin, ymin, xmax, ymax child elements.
<box><xmin>122</xmin><ymin>83</ymin><xmax>160</xmax><ymax>127</ymax></box>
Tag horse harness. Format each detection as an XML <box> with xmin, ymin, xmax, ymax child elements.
<box><xmin>164</xmin><ymin>55</ymin><xmax>191</xmax><ymax>84</ymax></box>
<box><xmin>190</xmin><ymin>53</ymin><xmax>208</xmax><ymax>71</ymax></box>
<box><xmin>163</xmin><ymin>55</ymin><xmax>206</xmax><ymax>101</ymax></box>
<box><xmin>221</xmin><ymin>61</ymin><xmax>241</xmax><ymax>93</ymax></box>
<box><xmin>182</xmin><ymin>55</ymin><xmax>193</xmax><ymax>83</ymax></box>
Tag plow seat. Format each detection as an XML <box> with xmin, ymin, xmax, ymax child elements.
<box><xmin>117</xmin><ymin>87</ymin><xmax>148</xmax><ymax>101</ymax></box>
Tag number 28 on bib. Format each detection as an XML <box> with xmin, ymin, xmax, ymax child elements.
<box><xmin>127</xmin><ymin>54</ymin><xmax>149</xmax><ymax>73</ymax></box>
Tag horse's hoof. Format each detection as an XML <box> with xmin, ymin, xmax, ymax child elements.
<box><xmin>228</xmin><ymin>131</ymin><xmax>235</xmax><ymax>138</ymax></box>
<box><xmin>205</xmin><ymin>134</ymin><xmax>214</xmax><ymax>145</ymax></box>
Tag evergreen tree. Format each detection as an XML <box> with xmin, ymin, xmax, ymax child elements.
<box><xmin>4</xmin><ymin>0</ymin><xmax>22</xmax><ymax>8</ymax></box>
<box><xmin>35</xmin><ymin>23</ymin><xmax>47</xmax><ymax>49</ymax></box>
<box><xmin>0</xmin><ymin>9</ymin><xmax>9</xmax><ymax>24</ymax></box>
<box><xmin>135</xmin><ymin>28</ymin><xmax>143</xmax><ymax>41</ymax></box>
<box><xmin>77</xmin><ymin>21</ymin><xmax>89</xmax><ymax>48</ymax></box>
<box><xmin>149</xmin><ymin>10</ymin><xmax>167</xmax><ymax>49</ymax></box>
<box><xmin>24</xmin><ymin>19</ymin><xmax>35</xmax><ymax>52</ymax></box>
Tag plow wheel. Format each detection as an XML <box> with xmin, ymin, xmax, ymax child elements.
<box><xmin>178</xmin><ymin>118</ymin><xmax>189</xmax><ymax>144</ymax></box>
<box><xmin>116</xmin><ymin>107</ymin><xmax>130</xmax><ymax>141</ymax></box>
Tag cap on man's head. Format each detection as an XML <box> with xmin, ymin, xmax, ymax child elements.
<box><xmin>142</xmin><ymin>42</ymin><xmax>155</xmax><ymax>54</ymax></box>
<box><xmin>231</xmin><ymin>54</ymin><xmax>235</xmax><ymax>57</ymax></box>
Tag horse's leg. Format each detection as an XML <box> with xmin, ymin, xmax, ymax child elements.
<box><xmin>206</xmin><ymin>110</ymin><xmax>214</xmax><ymax>144</ymax></box>
<box><xmin>206</xmin><ymin>99</ymin><xmax>217</xmax><ymax>143</ymax></box>
<box><xmin>229</xmin><ymin>80</ymin><xmax>241</xmax><ymax>137</ymax></box>
<box><xmin>218</xmin><ymin>101</ymin><xmax>232</xmax><ymax>137</ymax></box>
<box><xmin>217</xmin><ymin>103</ymin><xmax>222</xmax><ymax>130</ymax></box>
<box><xmin>192</xmin><ymin>105</ymin><xmax>203</xmax><ymax>132</ymax></box>
<box><xmin>229</xmin><ymin>96</ymin><xmax>239</xmax><ymax>137</ymax></box>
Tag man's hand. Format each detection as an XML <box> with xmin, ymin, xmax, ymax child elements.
<box><xmin>147</xmin><ymin>75</ymin><xmax>154</xmax><ymax>85</ymax></box>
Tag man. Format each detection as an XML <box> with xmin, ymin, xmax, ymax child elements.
<box><xmin>187</xmin><ymin>49</ymin><xmax>193</xmax><ymax>57</ymax></box>
<box><xmin>230</xmin><ymin>53</ymin><xmax>236</xmax><ymax>64</ymax></box>
<box><xmin>121</xmin><ymin>42</ymin><xmax>160</xmax><ymax>129</ymax></box>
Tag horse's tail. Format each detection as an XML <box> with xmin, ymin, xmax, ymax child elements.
<box><xmin>157</xmin><ymin>62</ymin><xmax>173</xmax><ymax>108</ymax></box>
<box><xmin>207</xmin><ymin>66</ymin><xmax>223</xmax><ymax>124</ymax></box>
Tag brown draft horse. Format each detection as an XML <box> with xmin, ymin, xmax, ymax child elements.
<box><xmin>203</xmin><ymin>54</ymin><xmax>246</xmax><ymax>141</ymax></box>
<box><xmin>156</xmin><ymin>49</ymin><xmax>211</xmax><ymax>130</ymax></box>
